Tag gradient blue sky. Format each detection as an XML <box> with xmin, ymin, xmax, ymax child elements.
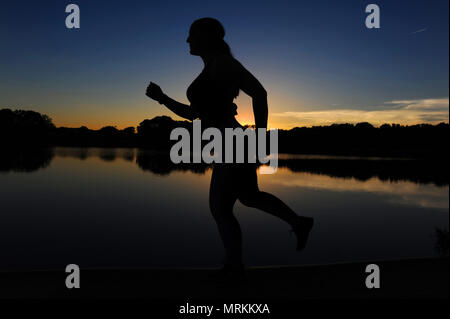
<box><xmin>1</xmin><ymin>0</ymin><xmax>448</xmax><ymax>129</ymax></box>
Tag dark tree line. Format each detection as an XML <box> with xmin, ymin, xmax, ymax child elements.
<box><xmin>0</xmin><ymin>108</ymin><xmax>55</xmax><ymax>144</ymax></box>
<box><xmin>1</xmin><ymin>108</ymin><xmax>448</xmax><ymax>159</ymax></box>
<box><xmin>277</xmin><ymin>121</ymin><xmax>449</xmax><ymax>158</ymax></box>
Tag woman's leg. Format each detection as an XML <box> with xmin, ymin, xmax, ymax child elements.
<box><xmin>237</xmin><ymin>165</ymin><xmax>298</xmax><ymax>225</ymax></box>
<box><xmin>239</xmin><ymin>190</ymin><xmax>298</xmax><ymax>225</ymax></box>
<box><xmin>209</xmin><ymin>164</ymin><xmax>243</xmax><ymax>267</ymax></box>
<box><xmin>237</xmin><ymin>166</ymin><xmax>314</xmax><ymax>251</ymax></box>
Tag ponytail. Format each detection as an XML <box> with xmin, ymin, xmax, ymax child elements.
<box><xmin>217</xmin><ymin>39</ymin><xmax>233</xmax><ymax>57</ymax></box>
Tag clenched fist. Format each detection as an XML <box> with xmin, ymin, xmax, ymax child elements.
<box><xmin>146</xmin><ymin>82</ymin><xmax>165</xmax><ymax>103</ymax></box>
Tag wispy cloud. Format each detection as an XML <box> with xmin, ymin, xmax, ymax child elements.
<box><xmin>410</xmin><ymin>27</ymin><xmax>427</xmax><ymax>34</ymax></box>
<box><xmin>273</xmin><ymin>98</ymin><xmax>449</xmax><ymax>126</ymax></box>
<box><xmin>385</xmin><ymin>98</ymin><xmax>448</xmax><ymax>110</ymax></box>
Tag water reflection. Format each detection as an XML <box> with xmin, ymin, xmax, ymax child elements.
<box><xmin>2</xmin><ymin>147</ymin><xmax>448</xmax><ymax>187</ymax></box>
<box><xmin>0</xmin><ymin>148</ymin><xmax>53</xmax><ymax>173</ymax></box>
<box><xmin>277</xmin><ymin>157</ymin><xmax>448</xmax><ymax>186</ymax></box>
<box><xmin>136</xmin><ymin>150</ymin><xmax>209</xmax><ymax>175</ymax></box>
<box><xmin>265</xmin><ymin>171</ymin><xmax>449</xmax><ymax>209</ymax></box>
<box><xmin>0</xmin><ymin>147</ymin><xmax>448</xmax><ymax>270</ymax></box>
<box><xmin>53</xmin><ymin>147</ymin><xmax>136</xmax><ymax>162</ymax></box>
<box><xmin>47</xmin><ymin>147</ymin><xmax>449</xmax><ymax>210</ymax></box>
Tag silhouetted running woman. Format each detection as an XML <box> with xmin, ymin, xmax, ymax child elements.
<box><xmin>146</xmin><ymin>17</ymin><xmax>313</xmax><ymax>279</ymax></box>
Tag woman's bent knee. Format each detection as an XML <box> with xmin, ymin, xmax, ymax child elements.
<box><xmin>238</xmin><ymin>192</ymin><xmax>260</xmax><ymax>208</ymax></box>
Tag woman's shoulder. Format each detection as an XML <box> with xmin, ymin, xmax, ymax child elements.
<box><xmin>208</xmin><ymin>54</ymin><xmax>243</xmax><ymax>80</ymax></box>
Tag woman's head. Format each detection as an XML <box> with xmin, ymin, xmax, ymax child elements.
<box><xmin>187</xmin><ymin>17</ymin><xmax>232</xmax><ymax>57</ymax></box>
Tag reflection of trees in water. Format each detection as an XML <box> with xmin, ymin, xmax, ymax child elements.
<box><xmin>97</xmin><ymin>149</ymin><xmax>135</xmax><ymax>162</ymax></box>
<box><xmin>122</xmin><ymin>151</ymin><xmax>135</xmax><ymax>162</ymax></box>
<box><xmin>77</xmin><ymin>148</ymin><xmax>88</xmax><ymax>160</ymax></box>
<box><xmin>134</xmin><ymin>152</ymin><xmax>448</xmax><ymax>186</ymax></box>
<box><xmin>98</xmin><ymin>148</ymin><xmax>135</xmax><ymax>162</ymax></box>
<box><xmin>134</xmin><ymin>155</ymin><xmax>448</xmax><ymax>186</ymax></box>
<box><xmin>0</xmin><ymin>148</ymin><xmax>54</xmax><ymax>173</ymax></box>
<box><xmin>54</xmin><ymin>147</ymin><xmax>135</xmax><ymax>162</ymax></box>
<box><xmin>99</xmin><ymin>149</ymin><xmax>116</xmax><ymax>162</ymax></box>
<box><xmin>3</xmin><ymin>147</ymin><xmax>448</xmax><ymax>186</ymax></box>
<box><xmin>136</xmin><ymin>150</ymin><xmax>210</xmax><ymax>175</ymax></box>
<box><xmin>278</xmin><ymin>159</ymin><xmax>449</xmax><ymax>186</ymax></box>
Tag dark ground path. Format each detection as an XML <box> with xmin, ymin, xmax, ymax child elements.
<box><xmin>1</xmin><ymin>257</ymin><xmax>447</xmax><ymax>299</ymax></box>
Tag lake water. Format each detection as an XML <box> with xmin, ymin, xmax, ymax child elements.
<box><xmin>0</xmin><ymin>147</ymin><xmax>448</xmax><ymax>270</ymax></box>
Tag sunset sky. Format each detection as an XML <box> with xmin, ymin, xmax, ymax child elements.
<box><xmin>1</xmin><ymin>0</ymin><xmax>448</xmax><ymax>129</ymax></box>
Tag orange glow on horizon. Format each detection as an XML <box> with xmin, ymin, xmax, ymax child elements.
<box><xmin>49</xmin><ymin>97</ymin><xmax>449</xmax><ymax>130</ymax></box>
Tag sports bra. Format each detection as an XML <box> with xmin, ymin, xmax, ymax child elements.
<box><xmin>186</xmin><ymin>55</ymin><xmax>240</xmax><ymax>127</ymax></box>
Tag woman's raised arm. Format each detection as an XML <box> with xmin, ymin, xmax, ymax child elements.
<box><xmin>146</xmin><ymin>82</ymin><xmax>193</xmax><ymax>120</ymax></box>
